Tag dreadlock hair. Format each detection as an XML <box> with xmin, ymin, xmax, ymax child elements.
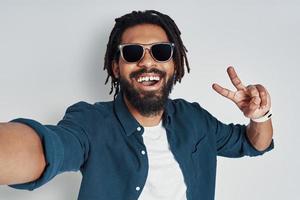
<box><xmin>103</xmin><ymin>10</ymin><xmax>190</xmax><ymax>99</ymax></box>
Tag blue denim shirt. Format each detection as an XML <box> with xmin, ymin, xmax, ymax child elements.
<box><xmin>9</xmin><ymin>94</ymin><xmax>274</xmax><ymax>200</ymax></box>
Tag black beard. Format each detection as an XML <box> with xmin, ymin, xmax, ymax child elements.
<box><xmin>119</xmin><ymin>69</ymin><xmax>174</xmax><ymax>117</ymax></box>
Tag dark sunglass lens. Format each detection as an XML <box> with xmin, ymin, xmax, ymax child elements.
<box><xmin>122</xmin><ymin>45</ymin><xmax>143</xmax><ymax>62</ymax></box>
<box><xmin>151</xmin><ymin>44</ymin><xmax>172</xmax><ymax>62</ymax></box>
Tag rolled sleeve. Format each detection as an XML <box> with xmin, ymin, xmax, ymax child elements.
<box><xmin>193</xmin><ymin>102</ymin><xmax>274</xmax><ymax>158</ymax></box>
<box><xmin>215</xmin><ymin>122</ymin><xmax>274</xmax><ymax>157</ymax></box>
<box><xmin>8</xmin><ymin>102</ymin><xmax>91</xmax><ymax>191</ymax></box>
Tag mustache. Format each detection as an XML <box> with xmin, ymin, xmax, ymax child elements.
<box><xmin>129</xmin><ymin>68</ymin><xmax>166</xmax><ymax>79</ymax></box>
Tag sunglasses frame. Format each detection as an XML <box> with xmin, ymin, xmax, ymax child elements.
<box><xmin>118</xmin><ymin>42</ymin><xmax>175</xmax><ymax>63</ymax></box>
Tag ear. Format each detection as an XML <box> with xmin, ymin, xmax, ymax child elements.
<box><xmin>112</xmin><ymin>61</ymin><xmax>120</xmax><ymax>79</ymax></box>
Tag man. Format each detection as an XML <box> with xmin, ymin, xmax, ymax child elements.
<box><xmin>0</xmin><ymin>10</ymin><xmax>274</xmax><ymax>200</ymax></box>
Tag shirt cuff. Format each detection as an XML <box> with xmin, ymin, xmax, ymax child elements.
<box><xmin>244</xmin><ymin>131</ymin><xmax>275</xmax><ymax>157</ymax></box>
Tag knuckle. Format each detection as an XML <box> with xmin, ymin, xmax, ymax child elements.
<box><xmin>234</xmin><ymin>78</ymin><xmax>241</xmax><ymax>84</ymax></box>
<box><xmin>250</xmin><ymin>88</ymin><xmax>258</xmax><ymax>95</ymax></box>
<box><xmin>260</xmin><ymin>91</ymin><xmax>266</xmax><ymax>96</ymax></box>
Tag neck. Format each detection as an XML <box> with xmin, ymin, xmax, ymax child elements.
<box><xmin>123</xmin><ymin>94</ymin><xmax>163</xmax><ymax>127</ymax></box>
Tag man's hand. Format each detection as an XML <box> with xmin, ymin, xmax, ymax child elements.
<box><xmin>212</xmin><ymin>66</ymin><xmax>271</xmax><ymax>119</ymax></box>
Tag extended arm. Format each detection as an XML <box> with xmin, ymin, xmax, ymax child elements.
<box><xmin>0</xmin><ymin>122</ymin><xmax>46</xmax><ymax>185</ymax></box>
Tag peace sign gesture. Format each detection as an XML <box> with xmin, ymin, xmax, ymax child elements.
<box><xmin>212</xmin><ymin>66</ymin><xmax>271</xmax><ymax>120</ymax></box>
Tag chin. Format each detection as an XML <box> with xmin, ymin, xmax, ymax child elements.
<box><xmin>120</xmin><ymin>76</ymin><xmax>174</xmax><ymax>116</ymax></box>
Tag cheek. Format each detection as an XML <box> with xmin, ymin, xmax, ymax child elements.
<box><xmin>118</xmin><ymin>62</ymin><xmax>135</xmax><ymax>79</ymax></box>
<box><xmin>164</xmin><ymin>61</ymin><xmax>175</xmax><ymax>77</ymax></box>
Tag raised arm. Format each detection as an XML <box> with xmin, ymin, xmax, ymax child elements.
<box><xmin>212</xmin><ymin>66</ymin><xmax>273</xmax><ymax>151</ymax></box>
<box><xmin>0</xmin><ymin>122</ymin><xmax>46</xmax><ymax>185</ymax></box>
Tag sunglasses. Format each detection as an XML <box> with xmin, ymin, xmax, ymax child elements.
<box><xmin>118</xmin><ymin>42</ymin><xmax>175</xmax><ymax>63</ymax></box>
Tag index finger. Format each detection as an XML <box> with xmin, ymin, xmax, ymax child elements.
<box><xmin>212</xmin><ymin>83</ymin><xmax>236</xmax><ymax>101</ymax></box>
<box><xmin>227</xmin><ymin>66</ymin><xmax>246</xmax><ymax>91</ymax></box>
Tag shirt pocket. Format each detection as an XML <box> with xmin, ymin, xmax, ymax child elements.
<box><xmin>191</xmin><ymin>135</ymin><xmax>216</xmax><ymax>180</ymax></box>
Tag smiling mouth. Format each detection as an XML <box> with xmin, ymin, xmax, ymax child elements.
<box><xmin>137</xmin><ymin>74</ymin><xmax>160</xmax><ymax>85</ymax></box>
<box><xmin>134</xmin><ymin>73</ymin><xmax>163</xmax><ymax>88</ymax></box>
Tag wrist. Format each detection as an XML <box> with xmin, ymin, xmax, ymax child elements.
<box><xmin>251</xmin><ymin>109</ymin><xmax>272</xmax><ymax>123</ymax></box>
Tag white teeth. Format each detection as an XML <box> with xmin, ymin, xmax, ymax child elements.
<box><xmin>137</xmin><ymin>76</ymin><xmax>160</xmax><ymax>83</ymax></box>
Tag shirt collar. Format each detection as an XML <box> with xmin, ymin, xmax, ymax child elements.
<box><xmin>163</xmin><ymin>97</ymin><xmax>175</xmax><ymax>124</ymax></box>
<box><xmin>113</xmin><ymin>92</ymin><xmax>175</xmax><ymax>136</ymax></box>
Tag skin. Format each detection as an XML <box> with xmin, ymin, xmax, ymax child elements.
<box><xmin>0</xmin><ymin>122</ymin><xmax>46</xmax><ymax>185</ymax></box>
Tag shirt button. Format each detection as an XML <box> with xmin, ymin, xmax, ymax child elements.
<box><xmin>137</xmin><ymin>127</ymin><xmax>142</xmax><ymax>131</ymax></box>
<box><xmin>141</xmin><ymin>150</ymin><xmax>146</xmax><ymax>155</ymax></box>
<box><xmin>136</xmin><ymin>186</ymin><xmax>141</xmax><ymax>191</ymax></box>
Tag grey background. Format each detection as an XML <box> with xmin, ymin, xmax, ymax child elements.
<box><xmin>0</xmin><ymin>0</ymin><xmax>298</xmax><ymax>199</ymax></box>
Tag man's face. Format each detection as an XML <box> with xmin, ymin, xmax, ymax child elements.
<box><xmin>113</xmin><ymin>24</ymin><xmax>175</xmax><ymax>116</ymax></box>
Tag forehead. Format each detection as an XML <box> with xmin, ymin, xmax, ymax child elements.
<box><xmin>121</xmin><ymin>24</ymin><xmax>170</xmax><ymax>44</ymax></box>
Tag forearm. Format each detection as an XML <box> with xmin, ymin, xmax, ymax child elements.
<box><xmin>246</xmin><ymin>119</ymin><xmax>273</xmax><ymax>151</ymax></box>
<box><xmin>0</xmin><ymin>122</ymin><xmax>46</xmax><ymax>185</ymax></box>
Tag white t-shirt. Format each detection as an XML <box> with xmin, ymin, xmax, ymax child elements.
<box><xmin>138</xmin><ymin>121</ymin><xmax>187</xmax><ymax>200</ymax></box>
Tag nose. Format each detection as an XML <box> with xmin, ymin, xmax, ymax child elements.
<box><xmin>137</xmin><ymin>48</ymin><xmax>156</xmax><ymax>68</ymax></box>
